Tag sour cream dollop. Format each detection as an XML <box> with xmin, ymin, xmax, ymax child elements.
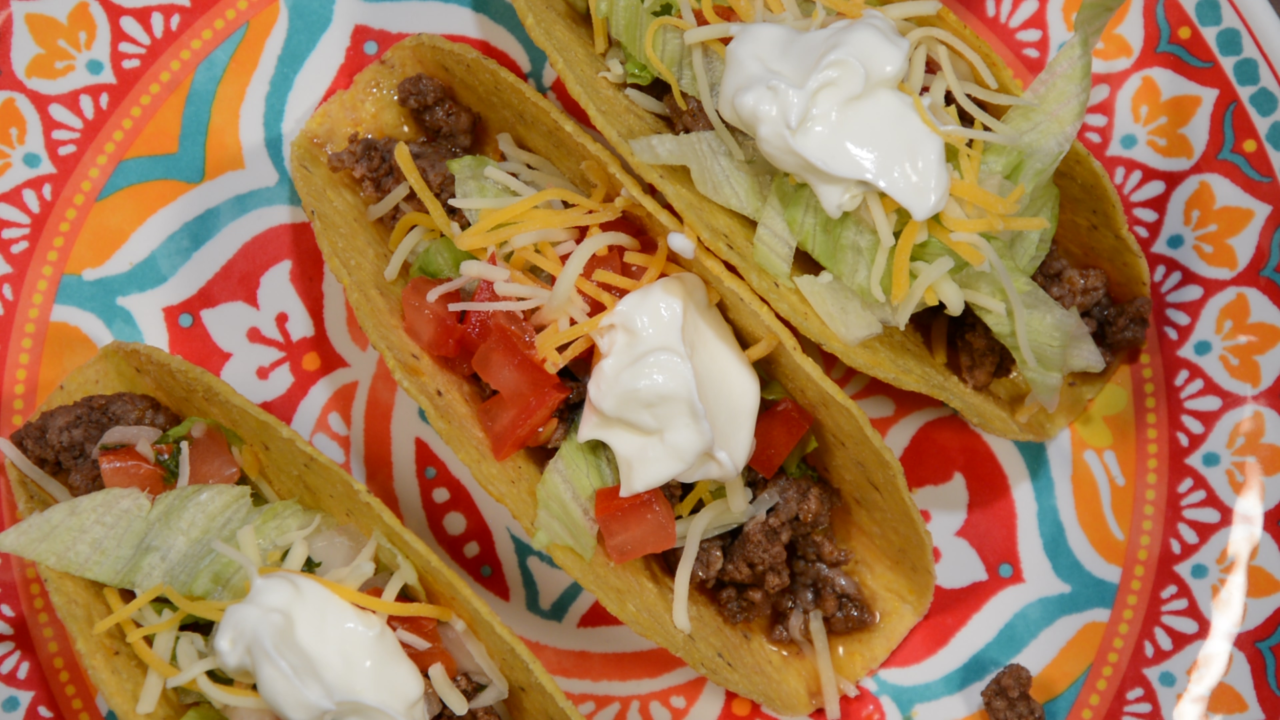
<box><xmin>716</xmin><ymin>12</ymin><xmax>949</xmax><ymax>221</ymax></box>
<box><xmin>213</xmin><ymin>573</ymin><xmax>427</xmax><ymax>720</ymax></box>
<box><xmin>579</xmin><ymin>274</ymin><xmax>760</xmax><ymax>496</ymax></box>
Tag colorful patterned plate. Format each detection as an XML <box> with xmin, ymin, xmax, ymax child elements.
<box><xmin>1</xmin><ymin>0</ymin><xmax>1278</xmax><ymax>718</ymax></box>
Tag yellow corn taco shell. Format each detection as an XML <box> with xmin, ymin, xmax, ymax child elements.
<box><xmin>509</xmin><ymin>0</ymin><xmax>1151</xmax><ymax>441</ymax></box>
<box><xmin>3</xmin><ymin>342</ymin><xmax>582</xmax><ymax>720</ymax></box>
<box><xmin>291</xmin><ymin>34</ymin><xmax>933</xmax><ymax>716</ymax></box>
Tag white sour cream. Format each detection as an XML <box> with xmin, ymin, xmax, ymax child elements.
<box><xmin>579</xmin><ymin>274</ymin><xmax>760</xmax><ymax>496</ymax></box>
<box><xmin>717</xmin><ymin>12</ymin><xmax>949</xmax><ymax>221</ymax></box>
<box><xmin>213</xmin><ymin>573</ymin><xmax>427</xmax><ymax>720</ymax></box>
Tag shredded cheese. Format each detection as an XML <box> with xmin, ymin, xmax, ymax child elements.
<box><xmin>743</xmin><ymin>335</ymin><xmax>778</xmax><ymax>362</ymax></box>
<box><xmin>674</xmin><ymin>481</ymin><xmax>715</xmax><ymax>518</ymax></box>
<box><xmin>589</xmin><ymin>0</ymin><xmax>608</xmax><ymax>53</ymax></box>
<box><xmin>259</xmin><ymin>568</ymin><xmax>453</xmax><ymax>619</ymax></box>
<box><xmin>894</xmin><ymin>256</ymin><xmax>955</xmax><ymax>328</ymax></box>
<box><xmin>879</xmin><ymin>0</ymin><xmax>941</xmax><ymax>19</ymax></box>
<box><xmin>125</xmin><ymin>610</ymin><xmax>187</xmax><ymax>643</ymax></box>
<box><xmin>0</xmin><ymin>438</ymin><xmax>73</xmax><ymax>504</ymax></box>
<box><xmin>103</xmin><ymin>588</ymin><xmax>182</xmax><ymax>678</ymax></box>
<box><xmin>890</xmin><ymin>220</ymin><xmax>924</xmax><ymax>304</ymax></box>
<box><xmin>136</xmin><ymin>610</ymin><xmax>179</xmax><ymax>714</ymax></box>
<box><xmin>905</xmin><ymin>27</ymin><xmax>998</xmax><ymax>88</ymax></box>
<box><xmin>674</xmin><ymin>499</ymin><xmax>731</xmax><ymax>632</ymax></box>
<box><xmin>384</xmin><ymin>226</ymin><xmax>428</xmax><ymax>281</ymax></box>
<box><xmin>367</xmin><ymin>181</ymin><xmax>411</xmax><ymax>221</ymax></box>
<box><xmin>625</xmin><ymin>87</ymin><xmax>672</xmax><ymax>116</ymax></box>
<box><xmin>935</xmin><ymin>45</ymin><xmax>1013</xmax><ymax>136</ymax></box>
<box><xmin>535</xmin><ymin>231</ymin><xmax>640</xmax><ymax>325</ymax></box>
<box><xmin>809</xmin><ymin>610</ymin><xmax>842</xmax><ymax>719</ymax></box>
<box><xmin>394</xmin><ymin>143</ymin><xmax>454</xmax><ymax>238</ymax></box>
<box><xmin>646</xmin><ymin>17</ymin><xmax>695</xmax><ymax>110</ymax></box>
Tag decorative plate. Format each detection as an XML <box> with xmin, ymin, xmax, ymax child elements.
<box><xmin>0</xmin><ymin>0</ymin><xmax>1278</xmax><ymax>718</ymax></box>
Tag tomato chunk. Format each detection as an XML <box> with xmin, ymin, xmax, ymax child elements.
<box><xmin>99</xmin><ymin>447</ymin><xmax>168</xmax><ymax>496</ymax></box>
<box><xmin>403</xmin><ymin>277</ymin><xmax>465</xmax><ymax>358</ymax></box>
<box><xmin>748</xmin><ymin>398</ymin><xmax>815</xmax><ymax>478</ymax></box>
<box><xmin>386</xmin><ymin>614</ymin><xmax>457</xmax><ymax>677</ymax></box>
<box><xmin>595</xmin><ymin>486</ymin><xmax>677</xmax><ymax>564</ymax></box>
<box><xmin>187</xmin><ymin>427</ymin><xmax>241</xmax><ymax>485</ymax></box>
<box><xmin>472</xmin><ymin>318</ymin><xmax>569</xmax><ymax>460</ymax></box>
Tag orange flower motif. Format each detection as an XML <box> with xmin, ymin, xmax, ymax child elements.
<box><xmin>0</xmin><ymin>97</ymin><xmax>28</xmax><ymax>179</ymax></box>
<box><xmin>1214</xmin><ymin>295</ymin><xmax>1280</xmax><ymax>390</ymax></box>
<box><xmin>1222</xmin><ymin>409</ymin><xmax>1280</xmax><ymax>496</ymax></box>
<box><xmin>1064</xmin><ymin>0</ymin><xmax>1134</xmax><ymax>62</ymax></box>
<box><xmin>24</xmin><ymin>2</ymin><xmax>98</xmax><ymax>81</ymax></box>
<box><xmin>1131</xmin><ymin>75</ymin><xmax>1202</xmax><ymax>160</ymax></box>
<box><xmin>1183</xmin><ymin>181</ymin><xmax>1254</xmax><ymax>271</ymax></box>
<box><xmin>1182</xmin><ymin>656</ymin><xmax>1251</xmax><ymax>715</ymax></box>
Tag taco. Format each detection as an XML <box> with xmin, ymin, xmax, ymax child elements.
<box><xmin>291</xmin><ymin>34</ymin><xmax>933</xmax><ymax>716</ymax></box>
<box><xmin>0</xmin><ymin>342</ymin><xmax>580</xmax><ymax>720</ymax></box>
<box><xmin>508</xmin><ymin>0</ymin><xmax>1152</xmax><ymax>440</ymax></box>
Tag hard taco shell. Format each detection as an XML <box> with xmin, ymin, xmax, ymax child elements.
<box><xmin>3</xmin><ymin>342</ymin><xmax>582</xmax><ymax>720</ymax></box>
<box><xmin>291</xmin><ymin>34</ymin><xmax>934</xmax><ymax>715</ymax></box>
<box><xmin>508</xmin><ymin>0</ymin><xmax>1151</xmax><ymax>441</ymax></box>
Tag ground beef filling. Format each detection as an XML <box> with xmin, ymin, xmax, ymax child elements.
<box><xmin>954</xmin><ymin>243</ymin><xmax>1151</xmax><ymax>389</ymax></box>
<box><xmin>10</xmin><ymin>393</ymin><xmax>183</xmax><ymax>497</ymax></box>
<box><xmin>981</xmin><ymin>663</ymin><xmax>1045</xmax><ymax>720</ymax></box>
<box><xmin>327</xmin><ymin>74</ymin><xmax>479</xmax><ymax>228</ymax></box>
<box><xmin>662</xmin><ymin>471</ymin><xmax>874</xmax><ymax>643</ymax></box>
<box><xmin>663</xmin><ymin>92</ymin><xmax>715</xmax><ymax>134</ymax></box>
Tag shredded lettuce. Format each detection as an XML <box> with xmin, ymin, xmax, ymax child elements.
<box><xmin>752</xmin><ymin>180</ymin><xmax>797</xmax><ymax>285</ymax></box>
<box><xmin>794</xmin><ymin>273</ymin><xmax>885</xmax><ymax>345</ymax></box>
<box><xmin>955</xmin><ymin>265</ymin><xmax>1105</xmax><ymax>410</ymax></box>
<box><xmin>532</xmin><ymin>425</ymin><xmax>620</xmax><ymax>559</ymax></box>
<box><xmin>623</xmin><ymin>48</ymin><xmax>656</xmax><ymax>85</ymax></box>
<box><xmin>595</xmin><ymin>0</ymin><xmax>722</xmax><ymax>96</ymax></box>
<box><xmin>179</xmin><ymin>706</ymin><xmax>227</xmax><ymax>720</ymax></box>
<box><xmin>447</xmin><ymin>155</ymin><xmax>514</xmax><ymax>226</ymax></box>
<box><xmin>410</xmin><ymin>237</ymin><xmax>474</xmax><ymax>280</ymax></box>
<box><xmin>0</xmin><ymin>486</ymin><xmax>320</xmax><ymax>600</ymax></box>
<box><xmin>631</xmin><ymin>131</ymin><xmax>769</xmax><ymax>219</ymax></box>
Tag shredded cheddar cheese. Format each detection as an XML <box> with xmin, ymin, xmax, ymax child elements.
<box><xmin>646</xmin><ymin>17</ymin><xmax>695</xmax><ymax>110</ymax></box>
<box><xmin>743</xmin><ymin>335</ymin><xmax>779</xmax><ymax>362</ymax></box>
<box><xmin>394</xmin><ymin>143</ymin><xmax>455</xmax><ymax>238</ymax></box>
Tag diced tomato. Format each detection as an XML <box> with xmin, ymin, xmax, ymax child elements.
<box><xmin>461</xmin><ymin>280</ymin><xmax>526</xmax><ymax>356</ymax></box>
<box><xmin>187</xmin><ymin>427</ymin><xmax>241</xmax><ymax>485</ymax></box>
<box><xmin>582</xmin><ymin>248</ymin><xmax>624</xmax><ymax>313</ymax></box>
<box><xmin>595</xmin><ymin>486</ymin><xmax>677</xmax><ymax>564</ymax></box>
<box><xmin>692</xmin><ymin>5</ymin><xmax>739</xmax><ymax>24</ymax></box>
<box><xmin>99</xmin><ymin>447</ymin><xmax>168</xmax><ymax>496</ymax></box>
<box><xmin>362</xmin><ymin>590</ymin><xmax>459</xmax><ymax>677</ymax></box>
<box><xmin>473</xmin><ymin>319</ymin><xmax>570</xmax><ymax>460</ymax></box>
<box><xmin>748</xmin><ymin>398</ymin><xmax>815</xmax><ymax>478</ymax></box>
<box><xmin>403</xmin><ymin>277</ymin><xmax>465</xmax><ymax>358</ymax></box>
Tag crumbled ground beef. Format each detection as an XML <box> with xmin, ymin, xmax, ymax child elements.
<box><xmin>10</xmin><ymin>393</ymin><xmax>182</xmax><ymax>496</ymax></box>
<box><xmin>542</xmin><ymin>376</ymin><xmax>588</xmax><ymax>450</ymax></box>
<box><xmin>1031</xmin><ymin>243</ymin><xmax>1151</xmax><ymax>364</ymax></box>
<box><xmin>664</xmin><ymin>92</ymin><xmax>715</xmax><ymax>134</ymax></box>
<box><xmin>1083</xmin><ymin>295</ymin><xmax>1152</xmax><ymax>364</ymax></box>
<box><xmin>981</xmin><ymin>664</ymin><xmax>1044</xmax><ymax>720</ymax></box>
<box><xmin>429</xmin><ymin>673</ymin><xmax>500</xmax><ymax>719</ymax></box>
<box><xmin>1031</xmin><ymin>245</ymin><xmax>1109</xmax><ymax>312</ymax></box>
<box><xmin>953</xmin><ymin>243</ymin><xmax>1151</xmax><ymax>389</ymax></box>
<box><xmin>397</xmin><ymin>75</ymin><xmax>478</xmax><ymax>152</ymax></box>
<box><xmin>327</xmin><ymin>74</ymin><xmax>478</xmax><ymax>227</ymax></box>
<box><xmin>955</xmin><ymin>309</ymin><xmax>1015</xmax><ymax>390</ymax></box>
<box><xmin>663</xmin><ymin>472</ymin><xmax>873</xmax><ymax>641</ymax></box>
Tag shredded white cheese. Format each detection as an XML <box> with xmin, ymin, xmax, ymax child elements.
<box><xmin>384</xmin><ymin>226</ymin><xmax>428</xmax><ymax>282</ymax></box>
<box><xmin>894</xmin><ymin>256</ymin><xmax>955</xmax><ymax>328</ymax></box>
<box><xmin>809</xmin><ymin>610</ymin><xmax>841</xmax><ymax>720</ymax></box>
<box><xmin>176</xmin><ymin>440</ymin><xmax>191</xmax><ymax>488</ymax></box>
<box><xmin>483</xmin><ymin>165</ymin><xmax>538</xmax><ymax>197</ymax></box>
<box><xmin>493</xmin><ymin>282</ymin><xmax>551</xmax><ymax>300</ymax></box>
<box><xmin>460</xmin><ymin>259</ymin><xmax>511</xmax><ymax>283</ymax></box>
<box><xmin>879</xmin><ymin>0</ymin><xmax>942</xmax><ymax>19</ymax></box>
<box><xmin>534</xmin><ymin>231</ymin><xmax>640</xmax><ymax>325</ymax></box>
<box><xmin>448</xmin><ymin>196</ymin><xmax>522</xmax><ymax>210</ymax></box>
<box><xmin>429</xmin><ymin>662</ymin><xmax>470</xmax><ymax>715</ymax></box>
<box><xmin>236</xmin><ymin>524</ymin><xmax>262</xmax><ymax>568</ymax></box>
<box><xmin>674</xmin><ymin>499</ymin><xmax>731</xmax><ymax>632</ymax></box>
<box><xmin>136</xmin><ymin>610</ymin><xmax>178</xmax><ymax>714</ymax></box>
<box><xmin>447</xmin><ymin>617</ymin><xmax>509</xmax><ymax>707</ymax></box>
<box><xmin>510</xmin><ymin>228</ymin><xmax>578</xmax><ymax>249</ymax></box>
<box><xmin>962</xmin><ymin>289</ymin><xmax>1007</xmax><ymax>315</ymax></box>
<box><xmin>426</xmin><ymin>276</ymin><xmax>471</xmax><ymax>303</ymax></box>
<box><xmin>282</xmin><ymin>537</ymin><xmax>310</xmax><ymax>572</ymax></box>
<box><xmin>395</xmin><ymin>628</ymin><xmax>433</xmax><ymax>651</ymax></box>
<box><xmin>866</xmin><ymin>194</ymin><xmax>897</xmax><ymax>303</ymax></box>
<box><xmin>0</xmin><ymin>437</ymin><xmax>72</xmax><ymax>503</ymax></box>
<box><xmin>624</xmin><ymin>87</ymin><xmax>671</xmax><ymax>116</ymax></box>
<box><xmin>367</xmin><ymin>181</ymin><xmax>411</xmax><ymax>221</ymax></box>
<box><xmin>448</xmin><ymin>298</ymin><xmax>545</xmax><ymax>312</ymax></box>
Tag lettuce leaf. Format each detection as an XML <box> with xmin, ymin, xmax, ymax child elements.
<box><xmin>447</xmin><ymin>155</ymin><xmax>514</xmax><ymax>226</ymax></box>
<box><xmin>0</xmin><ymin>486</ymin><xmax>320</xmax><ymax>600</ymax></box>
<box><xmin>793</xmin><ymin>273</ymin><xmax>885</xmax><ymax>345</ymax></box>
<box><xmin>596</xmin><ymin>0</ymin><xmax>722</xmax><ymax>95</ymax></box>
<box><xmin>532</xmin><ymin>426</ymin><xmax>619</xmax><ymax>559</ymax></box>
<box><xmin>631</xmin><ymin>131</ymin><xmax>769</xmax><ymax>219</ymax></box>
